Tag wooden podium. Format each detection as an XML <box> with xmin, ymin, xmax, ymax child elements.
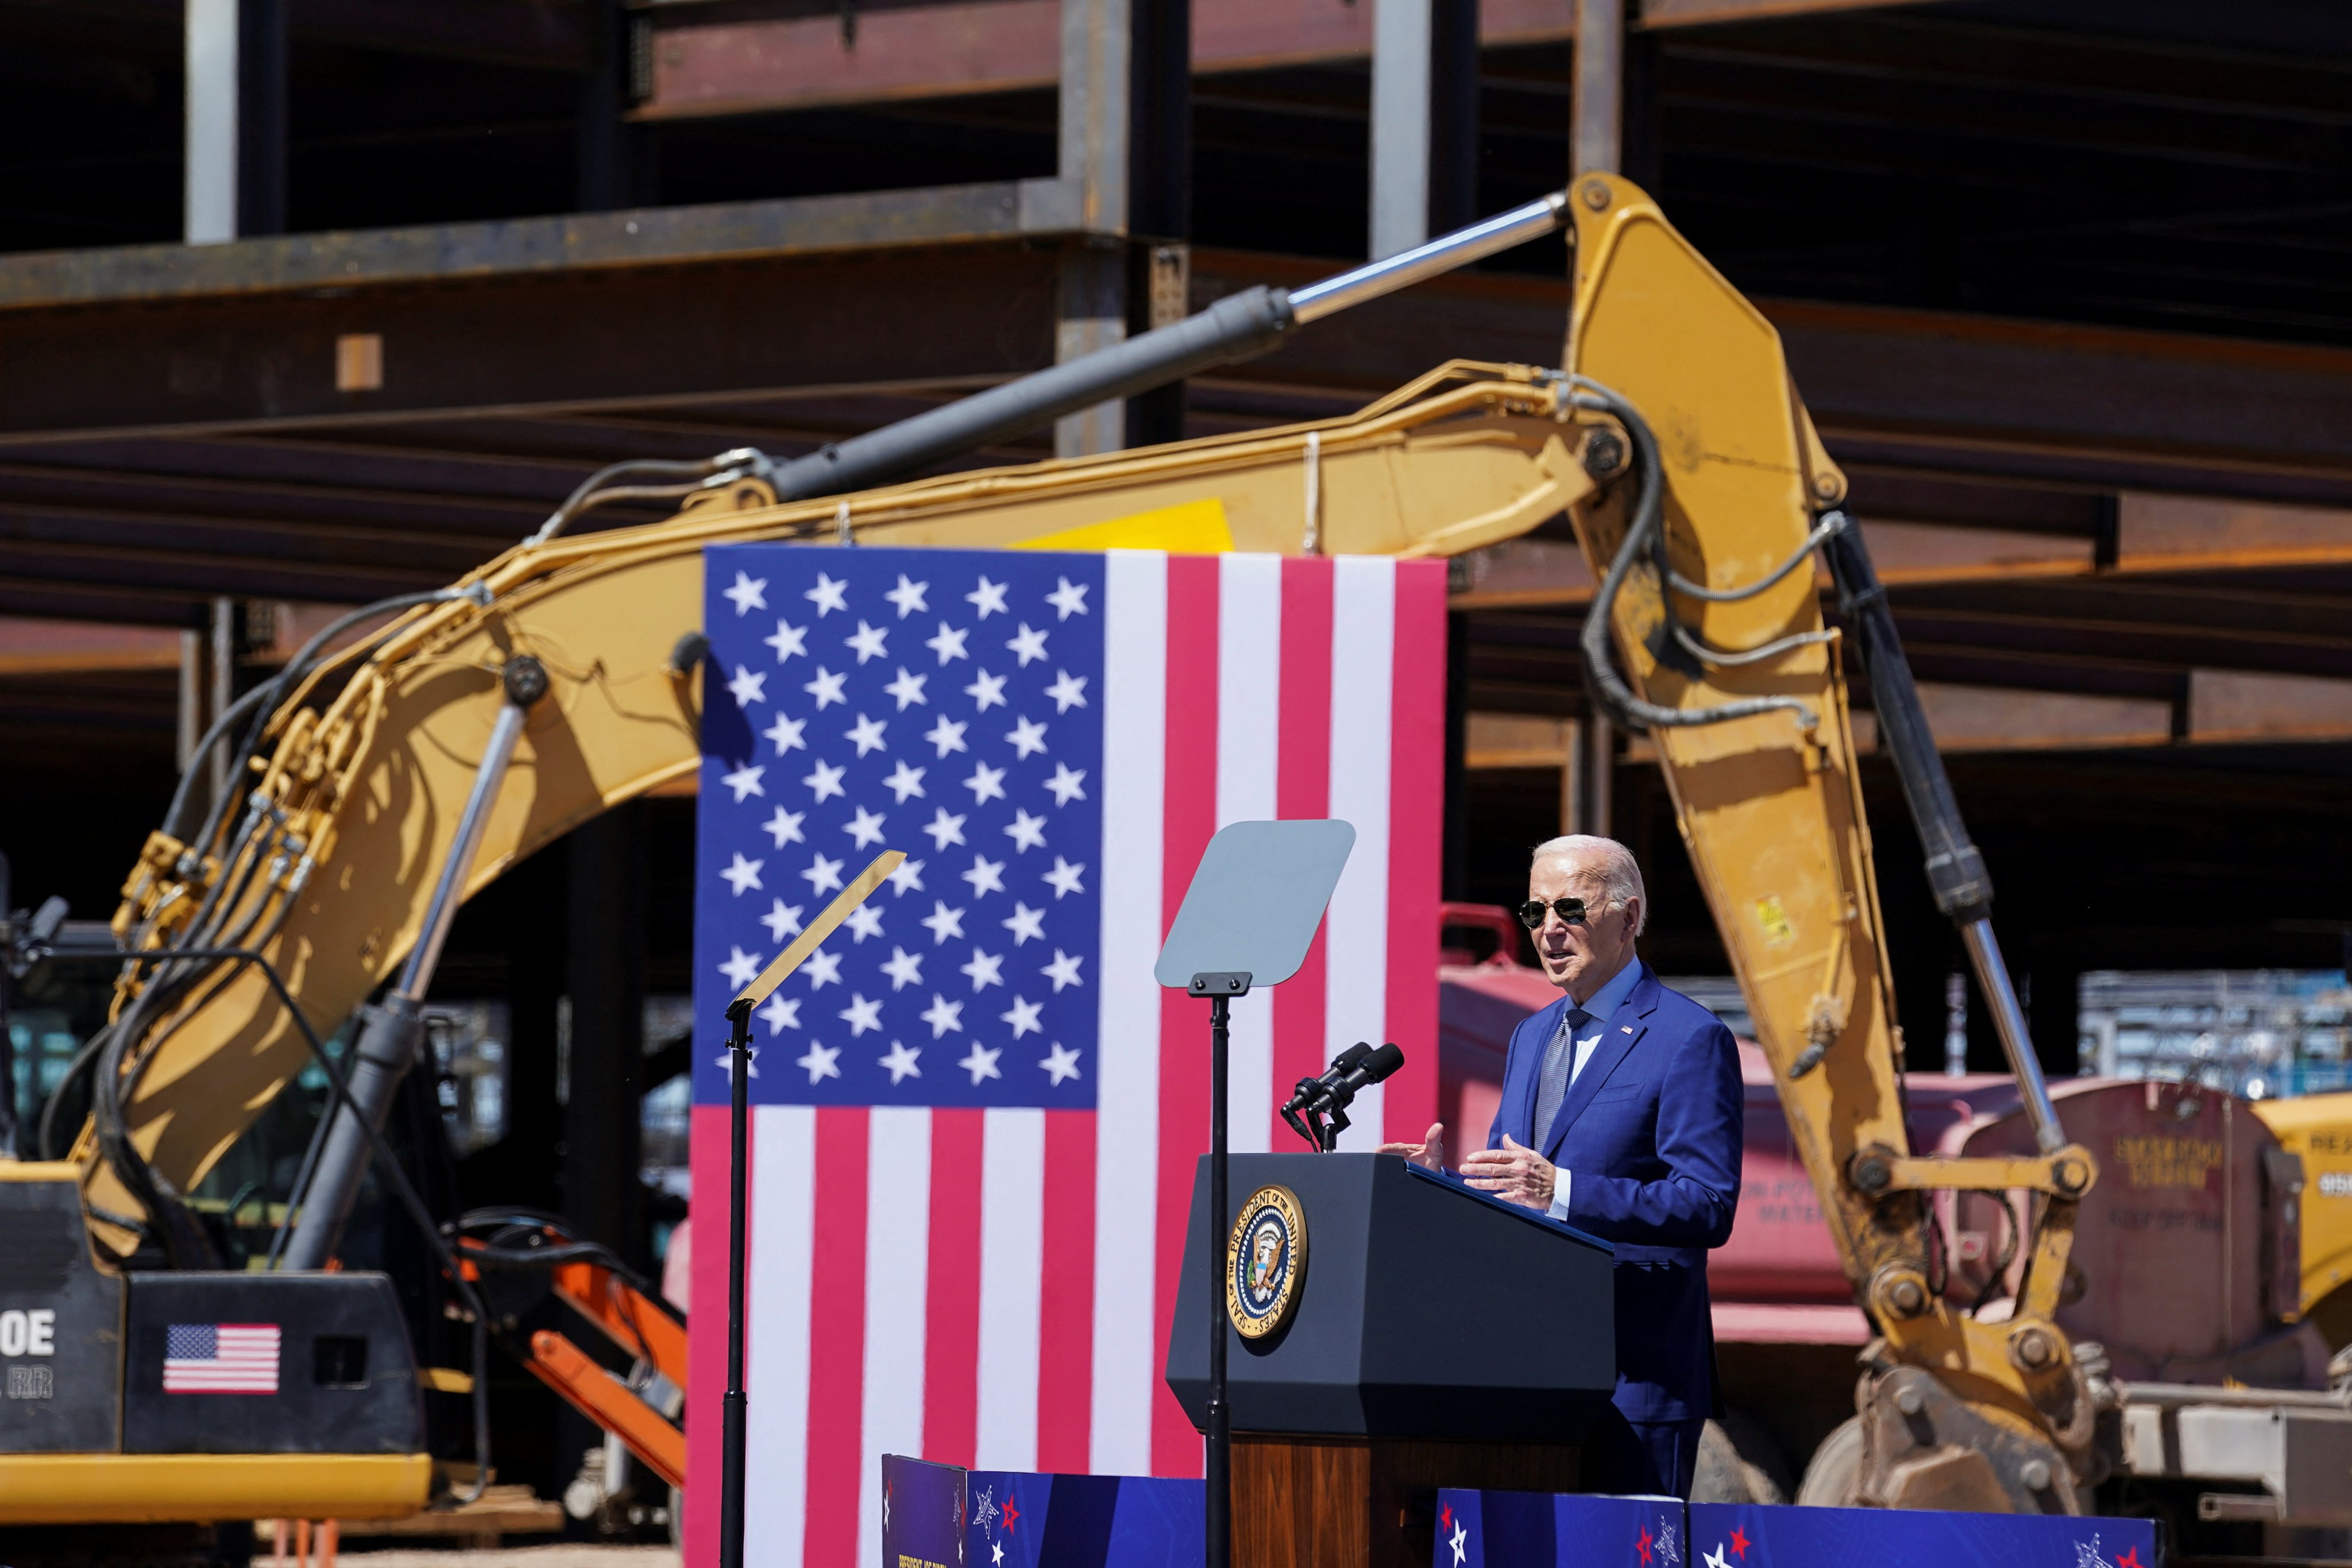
<box><xmin>1165</xmin><ymin>1154</ymin><xmax>1616</xmax><ymax>1568</ymax></box>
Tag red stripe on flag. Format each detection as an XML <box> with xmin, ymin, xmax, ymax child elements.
<box><xmin>1034</xmin><ymin>1107</ymin><xmax>1097</xmax><ymax>1472</ymax></box>
<box><xmin>1152</xmin><ymin>552</ymin><xmax>1221</xmax><ymax>1478</ymax></box>
<box><xmin>1384</xmin><ymin>561</ymin><xmax>1447</xmax><ymax>1141</ymax></box>
<box><xmin>802</xmin><ymin>1106</ymin><xmax>870</xmax><ymax>1568</ymax></box>
<box><xmin>922</xmin><ymin>1109</ymin><xmax>987</xmax><ymax>1467</ymax></box>
<box><xmin>683</xmin><ymin>1103</ymin><xmax>748</xmax><ymax>1568</ymax></box>
<box><xmin>1273</xmin><ymin>556</ymin><xmax>1335</xmax><ymax>1148</ymax></box>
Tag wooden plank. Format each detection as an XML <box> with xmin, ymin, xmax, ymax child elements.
<box><xmin>2188</xmin><ymin>670</ymin><xmax>2352</xmax><ymax>744</ymax></box>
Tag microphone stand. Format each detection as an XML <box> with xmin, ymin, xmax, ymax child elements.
<box><xmin>720</xmin><ymin>996</ymin><xmax>754</xmax><ymax>1568</ymax></box>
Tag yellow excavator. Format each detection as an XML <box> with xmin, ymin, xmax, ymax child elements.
<box><xmin>0</xmin><ymin>172</ymin><xmax>2301</xmax><ymax>1535</ymax></box>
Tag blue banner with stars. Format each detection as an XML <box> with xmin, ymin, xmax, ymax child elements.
<box><xmin>693</xmin><ymin>546</ymin><xmax>1106</xmax><ymax>1109</ymax></box>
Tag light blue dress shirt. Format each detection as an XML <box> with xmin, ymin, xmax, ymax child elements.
<box><xmin>1544</xmin><ymin>957</ymin><xmax>1647</xmax><ymax>1221</ymax></box>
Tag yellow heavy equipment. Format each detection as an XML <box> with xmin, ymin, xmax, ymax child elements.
<box><xmin>11</xmin><ymin>173</ymin><xmax>2344</xmax><ymax>1541</ymax></box>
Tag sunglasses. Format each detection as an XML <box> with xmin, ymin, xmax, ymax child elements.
<box><xmin>1516</xmin><ymin>897</ymin><xmax>1590</xmax><ymax>930</ymax></box>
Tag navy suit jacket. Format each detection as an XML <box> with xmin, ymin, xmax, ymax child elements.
<box><xmin>1485</xmin><ymin>964</ymin><xmax>1743</xmax><ymax>1423</ymax></box>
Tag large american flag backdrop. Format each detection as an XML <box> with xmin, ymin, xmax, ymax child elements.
<box><xmin>685</xmin><ymin>544</ymin><xmax>1448</xmax><ymax>1567</ymax></box>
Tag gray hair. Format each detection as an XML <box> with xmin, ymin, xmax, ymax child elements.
<box><xmin>1530</xmin><ymin>835</ymin><xmax>1647</xmax><ymax>936</ymax></box>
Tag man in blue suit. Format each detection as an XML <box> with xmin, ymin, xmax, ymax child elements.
<box><xmin>1386</xmin><ymin>835</ymin><xmax>1742</xmax><ymax>1498</ymax></box>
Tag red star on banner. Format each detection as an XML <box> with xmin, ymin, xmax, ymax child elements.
<box><xmin>1729</xmin><ymin>1527</ymin><xmax>1750</xmax><ymax>1560</ymax></box>
<box><xmin>2115</xmin><ymin>1550</ymin><xmax>2142</xmax><ymax>1568</ymax></box>
<box><xmin>1003</xmin><ymin>1499</ymin><xmax>1021</xmax><ymax>1534</ymax></box>
<box><xmin>1636</xmin><ymin>1525</ymin><xmax>1654</xmax><ymax>1566</ymax></box>
<box><xmin>1441</xmin><ymin>1505</ymin><xmax>1454</xmax><ymax>1532</ymax></box>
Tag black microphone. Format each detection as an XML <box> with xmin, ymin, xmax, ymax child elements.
<box><xmin>1281</xmin><ymin>1042</ymin><xmax>1406</xmax><ymax>1151</ymax></box>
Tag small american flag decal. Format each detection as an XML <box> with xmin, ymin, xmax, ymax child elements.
<box><xmin>163</xmin><ymin>1323</ymin><xmax>280</xmax><ymax>1394</ymax></box>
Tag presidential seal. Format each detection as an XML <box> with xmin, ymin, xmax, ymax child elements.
<box><xmin>1225</xmin><ymin>1184</ymin><xmax>1306</xmax><ymax>1339</ymax></box>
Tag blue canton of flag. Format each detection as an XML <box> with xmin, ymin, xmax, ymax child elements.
<box><xmin>693</xmin><ymin>546</ymin><xmax>1105</xmax><ymax>1109</ymax></box>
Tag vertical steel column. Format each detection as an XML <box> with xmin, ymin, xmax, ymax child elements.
<box><xmin>1572</xmin><ymin>0</ymin><xmax>1622</xmax><ymax>177</ymax></box>
<box><xmin>281</xmin><ymin>658</ymin><xmax>549</xmax><ymax>1271</ymax></box>
<box><xmin>1370</xmin><ymin>0</ymin><xmax>1434</xmax><ymax>261</ymax></box>
<box><xmin>184</xmin><ymin>0</ymin><xmax>284</xmax><ymax>242</ymax></box>
<box><xmin>1058</xmin><ymin>0</ymin><xmax>1133</xmax><ymax>458</ymax></box>
<box><xmin>1576</xmin><ymin>713</ymin><xmax>1612</xmax><ymax>839</ymax></box>
<box><xmin>565</xmin><ymin>805</ymin><xmax>647</xmax><ymax>1260</ymax></box>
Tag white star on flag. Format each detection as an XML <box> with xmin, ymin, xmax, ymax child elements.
<box><xmin>797</xmin><ymin>1041</ymin><xmax>841</xmax><ymax>1083</ymax></box>
<box><xmin>803</xmin><ymin>666</ymin><xmax>847</xmax><ymax>708</ymax></box>
<box><xmin>845</xmin><ymin>805</ymin><xmax>887</xmax><ymax>848</ymax></box>
<box><xmin>763</xmin><ymin>806</ymin><xmax>805</xmax><ymax>847</ymax></box>
<box><xmin>728</xmin><ymin>665</ymin><xmax>767</xmax><ymax>706</ymax></box>
<box><xmin>1045</xmin><ymin>670</ymin><xmax>1088</xmax><ymax>712</ymax></box>
<box><xmin>1045</xmin><ymin>763</ymin><xmax>1087</xmax><ymax>805</ymax></box>
<box><xmin>719</xmin><ymin>946</ymin><xmax>763</xmax><ymax>990</ymax></box>
<box><xmin>805</xmin><ymin>573</ymin><xmax>848</xmax><ymax>616</ymax></box>
<box><xmin>883</xmin><ymin>667</ymin><xmax>928</xmax><ymax>710</ymax></box>
<box><xmin>802</xmin><ymin>853</ymin><xmax>845</xmax><ymax>895</ymax></box>
<box><xmin>965</xmin><ymin>669</ymin><xmax>1008</xmax><ymax>710</ymax></box>
<box><xmin>961</xmin><ymin>948</ymin><xmax>1004</xmax><ymax>991</ymax></box>
<box><xmin>845</xmin><ymin>713</ymin><xmax>888</xmax><ymax>756</ymax></box>
<box><xmin>720</xmin><ymin>852</ymin><xmax>763</xmax><ymax>895</ymax></box>
<box><xmin>920</xmin><ymin>994</ymin><xmax>964</xmax><ymax>1037</ymax></box>
<box><xmin>803</xmin><ymin>759</ymin><xmax>846</xmax><ymax>802</ymax></box>
<box><xmin>715</xmin><ymin>1043</ymin><xmax>760</xmax><ymax>1079</ymax></box>
<box><xmin>923</xmin><ymin>809</ymin><xmax>967</xmax><ymax>851</ymax></box>
<box><xmin>882</xmin><ymin>761</ymin><xmax>927</xmax><ymax>803</ymax></box>
<box><xmin>721</xmin><ymin>764</ymin><xmax>765</xmax><ymax>802</ymax></box>
<box><xmin>886</xmin><ymin>858</ymin><xmax>926</xmax><ymax>895</ymax></box>
<box><xmin>723</xmin><ymin>571</ymin><xmax>767</xmax><ymax>615</ymax></box>
<box><xmin>763</xmin><ymin>713</ymin><xmax>806</xmax><ymax>755</ymax></box>
<box><xmin>925</xmin><ymin>715</ymin><xmax>969</xmax><ymax>757</ymax></box>
<box><xmin>845</xmin><ymin>619</ymin><xmax>889</xmax><ymax>664</ymax></box>
<box><xmin>1042</xmin><ymin>949</ymin><xmax>1084</xmax><ymax>992</ymax></box>
<box><xmin>838</xmin><ymin>993</ymin><xmax>883</xmax><ymax>1036</ymax></box>
<box><xmin>1039</xmin><ymin>1042</ymin><xmax>1082</xmax><ymax>1084</ymax></box>
<box><xmin>844</xmin><ymin>903</ymin><xmax>885</xmax><ymax>943</ymax></box>
<box><xmin>1002</xmin><ymin>902</ymin><xmax>1045</xmax><ymax>945</ymax></box>
<box><xmin>764</xmin><ymin>619</ymin><xmax>806</xmax><ymax>662</ymax></box>
<box><xmin>926</xmin><ymin>622</ymin><xmax>969</xmax><ymax>664</ymax></box>
<box><xmin>1046</xmin><ymin>577</ymin><xmax>1090</xmax><ymax>620</ymax></box>
<box><xmin>1006</xmin><ymin>717</ymin><xmax>1048</xmax><ymax>759</ymax></box>
<box><xmin>877</xmin><ymin>1040</ymin><xmax>922</xmax><ymax>1083</ymax></box>
<box><xmin>802</xmin><ymin>947</ymin><xmax>843</xmax><ymax>989</ymax></box>
<box><xmin>761</xmin><ymin>899</ymin><xmax>804</xmax><ymax>943</ymax></box>
<box><xmin>883</xmin><ymin>574</ymin><xmax>928</xmax><ymax>618</ymax></box>
<box><xmin>966</xmin><ymin>576</ymin><xmax>1009</xmax><ymax>617</ymax></box>
<box><xmin>959</xmin><ymin>1042</ymin><xmax>1003</xmax><ymax>1084</ymax></box>
<box><xmin>1005</xmin><ymin>810</ymin><xmax>1047</xmax><ymax>853</ymax></box>
<box><xmin>1449</xmin><ymin>1521</ymin><xmax>1468</xmax><ymax>1567</ymax></box>
<box><xmin>1044</xmin><ymin>857</ymin><xmax>1087</xmax><ymax>898</ymax></box>
<box><xmin>1006</xmin><ymin>623</ymin><xmax>1049</xmax><ymax>666</ymax></box>
<box><xmin>1002</xmin><ymin>994</ymin><xmax>1044</xmax><ymax>1038</ymax></box>
<box><xmin>963</xmin><ymin>855</ymin><xmax>1006</xmax><ymax>897</ymax></box>
<box><xmin>882</xmin><ymin>947</ymin><xmax>925</xmax><ymax>990</ymax></box>
<box><xmin>921</xmin><ymin>901</ymin><xmax>966</xmax><ymax>944</ymax></box>
<box><xmin>759</xmin><ymin>993</ymin><xmax>800</xmax><ymax>1035</ymax></box>
<box><xmin>964</xmin><ymin>761</ymin><xmax>1007</xmax><ymax>804</ymax></box>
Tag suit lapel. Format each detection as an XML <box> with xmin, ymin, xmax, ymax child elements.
<box><xmin>1539</xmin><ymin>965</ymin><xmax>1662</xmax><ymax>1161</ymax></box>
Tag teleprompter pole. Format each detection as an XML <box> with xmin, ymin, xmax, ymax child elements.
<box><xmin>1189</xmin><ymin>969</ymin><xmax>1250</xmax><ymax>1568</ymax></box>
<box><xmin>721</xmin><ymin>995</ymin><xmax>754</xmax><ymax>1568</ymax></box>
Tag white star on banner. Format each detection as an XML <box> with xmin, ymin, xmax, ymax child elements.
<box><xmin>882</xmin><ymin>761</ymin><xmax>927</xmax><ymax>803</ymax></box>
<box><xmin>1046</xmin><ymin>577</ymin><xmax>1090</xmax><ymax>620</ymax></box>
<box><xmin>878</xmin><ymin>1040</ymin><xmax>923</xmax><ymax>1083</ymax></box>
<box><xmin>1006</xmin><ymin>623</ymin><xmax>1049</xmax><ymax>666</ymax></box>
<box><xmin>845</xmin><ymin>619</ymin><xmax>889</xmax><ymax>665</ymax></box>
<box><xmin>963</xmin><ymin>855</ymin><xmax>1006</xmax><ymax>898</ymax></box>
<box><xmin>721</xmin><ymin>764</ymin><xmax>765</xmax><ymax>802</ymax></box>
<box><xmin>1002</xmin><ymin>902</ymin><xmax>1045</xmax><ymax>945</ymax></box>
<box><xmin>1042</xmin><ymin>949</ymin><xmax>1084</xmax><ymax>992</ymax></box>
<box><xmin>884</xmin><ymin>574</ymin><xmax>929</xmax><ymax>618</ymax></box>
<box><xmin>886</xmin><ymin>858</ymin><xmax>926</xmax><ymax>896</ymax></box>
<box><xmin>802</xmin><ymin>852</ymin><xmax>845</xmax><ymax>895</ymax></box>
<box><xmin>1005</xmin><ymin>810</ymin><xmax>1047</xmax><ymax>853</ymax></box>
<box><xmin>967</xmin><ymin>576</ymin><xmax>1009</xmax><ymax>618</ymax></box>
<box><xmin>803</xmin><ymin>666</ymin><xmax>847</xmax><ymax>708</ymax></box>
<box><xmin>797</xmin><ymin>1041</ymin><xmax>841</xmax><ymax>1083</ymax></box>
<box><xmin>1703</xmin><ymin>1546</ymin><xmax>1729</xmax><ymax>1568</ymax></box>
<box><xmin>1001</xmin><ymin>994</ymin><xmax>1044</xmax><ymax>1038</ymax></box>
<box><xmin>965</xmin><ymin>762</ymin><xmax>1007</xmax><ymax>804</ymax></box>
<box><xmin>1045</xmin><ymin>763</ymin><xmax>1087</xmax><ymax>806</ymax></box>
<box><xmin>1006</xmin><ymin>717</ymin><xmax>1048</xmax><ymax>759</ymax></box>
<box><xmin>1449</xmin><ymin>1522</ymin><xmax>1468</xmax><ymax>1567</ymax></box>
<box><xmin>806</xmin><ymin>573</ymin><xmax>848</xmax><ymax>616</ymax></box>
<box><xmin>1044</xmin><ymin>857</ymin><xmax>1087</xmax><ymax>899</ymax></box>
<box><xmin>920</xmin><ymin>994</ymin><xmax>965</xmax><ymax>1037</ymax></box>
<box><xmin>845</xmin><ymin>805</ymin><xmax>887</xmax><ymax>847</ymax></box>
<box><xmin>1044</xmin><ymin>670</ymin><xmax>1089</xmax><ymax>713</ymax></box>
<box><xmin>845</xmin><ymin>712</ymin><xmax>888</xmax><ymax>756</ymax></box>
<box><xmin>764</xmin><ymin>713</ymin><xmax>806</xmax><ymax>755</ymax></box>
<box><xmin>844</xmin><ymin>903</ymin><xmax>885</xmax><ymax>943</ymax></box>
<box><xmin>723</xmin><ymin>571</ymin><xmax>767</xmax><ymax>615</ymax></box>
<box><xmin>926</xmin><ymin>622</ymin><xmax>970</xmax><ymax>664</ymax></box>
<box><xmin>923</xmin><ymin>809</ymin><xmax>967</xmax><ymax>851</ymax></box>
<box><xmin>883</xmin><ymin>667</ymin><xmax>928</xmax><ymax>710</ymax></box>
<box><xmin>721</xmin><ymin>852</ymin><xmax>763</xmax><ymax>895</ymax></box>
<box><xmin>965</xmin><ymin>669</ymin><xmax>1008</xmax><ymax>711</ymax></box>
<box><xmin>921</xmin><ymin>901</ymin><xmax>967</xmax><ymax>945</ymax></box>
<box><xmin>760</xmin><ymin>994</ymin><xmax>800</xmax><ymax>1035</ymax></box>
<box><xmin>719</xmin><ymin>946</ymin><xmax>764</xmax><ymax>990</ymax></box>
<box><xmin>839</xmin><ymin>993</ymin><xmax>883</xmax><ymax>1036</ymax></box>
<box><xmin>761</xmin><ymin>899</ymin><xmax>804</xmax><ymax>943</ymax></box>
<box><xmin>763</xmin><ymin>806</ymin><xmax>805</xmax><ymax>848</ymax></box>
<box><xmin>961</xmin><ymin>948</ymin><xmax>1004</xmax><ymax>990</ymax></box>
<box><xmin>1040</xmin><ymin>1042</ymin><xmax>1082</xmax><ymax>1085</ymax></box>
<box><xmin>882</xmin><ymin>947</ymin><xmax>925</xmax><ymax>991</ymax></box>
<box><xmin>959</xmin><ymin>1042</ymin><xmax>1003</xmax><ymax>1084</ymax></box>
<box><xmin>802</xmin><ymin>948</ymin><xmax>843</xmax><ymax>989</ymax></box>
<box><xmin>803</xmin><ymin>759</ymin><xmax>846</xmax><ymax>802</ymax></box>
<box><xmin>925</xmin><ymin>716</ymin><xmax>969</xmax><ymax>757</ymax></box>
<box><xmin>728</xmin><ymin>665</ymin><xmax>767</xmax><ymax>706</ymax></box>
<box><xmin>764</xmin><ymin>619</ymin><xmax>806</xmax><ymax>662</ymax></box>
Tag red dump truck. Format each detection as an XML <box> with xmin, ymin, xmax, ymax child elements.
<box><xmin>1436</xmin><ymin>917</ymin><xmax>2337</xmax><ymax>1531</ymax></box>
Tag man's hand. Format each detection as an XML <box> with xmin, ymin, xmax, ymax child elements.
<box><xmin>1378</xmin><ymin>1122</ymin><xmax>1445</xmax><ymax>1171</ymax></box>
<box><xmin>1461</xmin><ymin>1134</ymin><xmax>1556</xmax><ymax>1211</ymax></box>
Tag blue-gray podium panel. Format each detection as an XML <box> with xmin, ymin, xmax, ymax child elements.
<box><xmin>1165</xmin><ymin>1153</ymin><xmax>1617</xmax><ymax>1442</ymax></box>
